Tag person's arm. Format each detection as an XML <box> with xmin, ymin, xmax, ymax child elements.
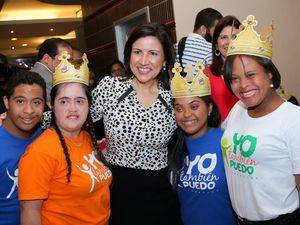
<box><xmin>296</xmin><ymin>175</ymin><xmax>300</xmax><ymax>186</ymax></box>
<box><xmin>20</xmin><ymin>200</ymin><xmax>43</xmax><ymax>225</ymax></box>
<box><xmin>295</xmin><ymin>175</ymin><xmax>300</xmax><ymax>211</ymax></box>
<box><xmin>90</xmin><ymin>77</ymin><xmax>109</xmax><ymax>122</ymax></box>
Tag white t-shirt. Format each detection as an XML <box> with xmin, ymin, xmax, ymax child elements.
<box><xmin>222</xmin><ymin>101</ymin><xmax>300</xmax><ymax>221</ymax></box>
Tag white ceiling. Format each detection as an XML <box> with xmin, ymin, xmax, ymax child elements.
<box><xmin>0</xmin><ymin>0</ymin><xmax>82</xmax><ymax>58</ymax></box>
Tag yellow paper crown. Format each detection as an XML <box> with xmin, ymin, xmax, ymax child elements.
<box><xmin>227</xmin><ymin>15</ymin><xmax>274</xmax><ymax>60</ymax></box>
<box><xmin>53</xmin><ymin>51</ymin><xmax>90</xmax><ymax>87</ymax></box>
<box><xmin>277</xmin><ymin>86</ymin><xmax>292</xmax><ymax>100</ymax></box>
<box><xmin>171</xmin><ymin>61</ymin><xmax>211</xmax><ymax>98</ymax></box>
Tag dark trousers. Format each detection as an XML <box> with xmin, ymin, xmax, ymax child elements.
<box><xmin>237</xmin><ymin>209</ymin><xmax>300</xmax><ymax>225</ymax></box>
<box><xmin>109</xmin><ymin>165</ymin><xmax>182</xmax><ymax>225</ymax></box>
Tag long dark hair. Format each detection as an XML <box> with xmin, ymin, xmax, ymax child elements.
<box><xmin>211</xmin><ymin>16</ymin><xmax>241</xmax><ymax>76</ymax></box>
<box><xmin>168</xmin><ymin>96</ymin><xmax>220</xmax><ymax>190</ymax></box>
<box><xmin>50</xmin><ymin>83</ymin><xmax>109</xmax><ymax>182</ymax></box>
<box><xmin>123</xmin><ymin>22</ymin><xmax>175</xmax><ymax>90</ymax></box>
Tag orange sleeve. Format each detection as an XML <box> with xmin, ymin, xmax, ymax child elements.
<box><xmin>18</xmin><ymin>140</ymin><xmax>59</xmax><ymax>201</ymax></box>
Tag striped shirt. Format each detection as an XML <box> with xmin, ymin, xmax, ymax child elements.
<box><xmin>176</xmin><ymin>33</ymin><xmax>212</xmax><ymax>68</ymax></box>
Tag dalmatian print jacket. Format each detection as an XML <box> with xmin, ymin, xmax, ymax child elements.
<box><xmin>91</xmin><ymin>76</ymin><xmax>177</xmax><ymax>170</ymax></box>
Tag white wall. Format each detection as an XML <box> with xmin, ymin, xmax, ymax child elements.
<box><xmin>173</xmin><ymin>0</ymin><xmax>300</xmax><ymax>101</ymax></box>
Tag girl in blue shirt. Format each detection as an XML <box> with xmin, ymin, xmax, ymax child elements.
<box><xmin>168</xmin><ymin>63</ymin><xmax>237</xmax><ymax>225</ymax></box>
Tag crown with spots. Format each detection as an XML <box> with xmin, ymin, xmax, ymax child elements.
<box><xmin>170</xmin><ymin>61</ymin><xmax>211</xmax><ymax>98</ymax></box>
<box><xmin>53</xmin><ymin>51</ymin><xmax>89</xmax><ymax>87</ymax></box>
<box><xmin>227</xmin><ymin>15</ymin><xmax>274</xmax><ymax>60</ymax></box>
<box><xmin>277</xmin><ymin>86</ymin><xmax>291</xmax><ymax>100</ymax></box>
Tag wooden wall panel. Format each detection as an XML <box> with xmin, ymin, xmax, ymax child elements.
<box><xmin>81</xmin><ymin>0</ymin><xmax>176</xmax><ymax>76</ymax></box>
<box><xmin>84</xmin><ymin>17</ymin><xmax>99</xmax><ymax>37</ymax></box>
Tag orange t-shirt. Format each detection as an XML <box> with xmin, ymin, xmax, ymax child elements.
<box><xmin>18</xmin><ymin>128</ymin><xmax>112</xmax><ymax>225</ymax></box>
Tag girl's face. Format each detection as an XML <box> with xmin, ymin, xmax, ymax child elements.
<box><xmin>130</xmin><ymin>36</ymin><xmax>165</xmax><ymax>84</ymax></box>
<box><xmin>53</xmin><ymin>83</ymin><xmax>89</xmax><ymax>137</ymax></box>
<box><xmin>216</xmin><ymin>25</ymin><xmax>238</xmax><ymax>61</ymax></box>
<box><xmin>230</xmin><ymin>56</ymin><xmax>273</xmax><ymax>111</ymax></box>
<box><xmin>174</xmin><ymin>96</ymin><xmax>211</xmax><ymax>139</ymax></box>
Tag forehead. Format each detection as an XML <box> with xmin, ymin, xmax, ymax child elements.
<box><xmin>132</xmin><ymin>36</ymin><xmax>163</xmax><ymax>50</ymax></box>
<box><xmin>232</xmin><ymin>56</ymin><xmax>264</xmax><ymax>72</ymax></box>
<box><xmin>11</xmin><ymin>84</ymin><xmax>44</xmax><ymax>99</ymax></box>
<box><xmin>175</xmin><ymin>96</ymin><xmax>205</xmax><ymax>105</ymax></box>
<box><xmin>220</xmin><ymin>26</ymin><xmax>238</xmax><ymax>34</ymax></box>
<box><xmin>56</xmin><ymin>83</ymin><xmax>87</xmax><ymax>98</ymax></box>
<box><xmin>112</xmin><ymin>63</ymin><xmax>122</xmax><ymax>69</ymax></box>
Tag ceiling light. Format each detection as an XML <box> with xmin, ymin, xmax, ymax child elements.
<box><xmin>11</xmin><ymin>38</ymin><xmax>17</xmax><ymax>41</ymax></box>
<box><xmin>10</xmin><ymin>30</ymin><xmax>14</xmax><ymax>34</ymax></box>
<box><xmin>11</xmin><ymin>47</ymin><xmax>15</xmax><ymax>50</ymax></box>
<box><xmin>50</xmin><ymin>28</ymin><xmax>54</xmax><ymax>31</ymax></box>
<box><xmin>22</xmin><ymin>44</ymin><xmax>28</xmax><ymax>47</ymax></box>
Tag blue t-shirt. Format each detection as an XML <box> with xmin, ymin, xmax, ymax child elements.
<box><xmin>177</xmin><ymin>128</ymin><xmax>237</xmax><ymax>225</ymax></box>
<box><xmin>0</xmin><ymin>126</ymin><xmax>42</xmax><ymax>225</ymax></box>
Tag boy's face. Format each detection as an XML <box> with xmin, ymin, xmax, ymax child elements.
<box><xmin>4</xmin><ymin>84</ymin><xmax>45</xmax><ymax>138</ymax></box>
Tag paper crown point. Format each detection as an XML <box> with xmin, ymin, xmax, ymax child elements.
<box><xmin>53</xmin><ymin>51</ymin><xmax>90</xmax><ymax>87</ymax></box>
<box><xmin>171</xmin><ymin>61</ymin><xmax>211</xmax><ymax>98</ymax></box>
<box><xmin>227</xmin><ymin>15</ymin><xmax>274</xmax><ymax>60</ymax></box>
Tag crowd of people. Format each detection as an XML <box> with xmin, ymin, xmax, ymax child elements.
<box><xmin>1</xmin><ymin>6</ymin><xmax>300</xmax><ymax>225</ymax></box>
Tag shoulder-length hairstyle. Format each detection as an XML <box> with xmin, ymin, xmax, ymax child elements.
<box><xmin>168</xmin><ymin>95</ymin><xmax>221</xmax><ymax>191</ymax></box>
<box><xmin>223</xmin><ymin>55</ymin><xmax>281</xmax><ymax>94</ymax></box>
<box><xmin>123</xmin><ymin>22</ymin><xmax>175</xmax><ymax>90</ymax></box>
<box><xmin>211</xmin><ymin>16</ymin><xmax>241</xmax><ymax>76</ymax></box>
<box><xmin>50</xmin><ymin>83</ymin><xmax>109</xmax><ymax>182</ymax></box>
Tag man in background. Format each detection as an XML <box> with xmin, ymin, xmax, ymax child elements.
<box><xmin>177</xmin><ymin>8</ymin><xmax>223</xmax><ymax>68</ymax></box>
<box><xmin>31</xmin><ymin>38</ymin><xmax>72</xmax><ymax>107</ymax></box>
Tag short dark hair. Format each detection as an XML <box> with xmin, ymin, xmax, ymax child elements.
<box><xmin>6</xmin><ymin>70</ymin><xmax>46</xmax><ymax>100</ymax></box>
<box><xmin>211</xmin><ymin>15</ymin><xmax>241</xmax><ymax>75</ymax></box>
<box><xmin>123</xmin><ymin>22</ymin><xmax>175</xmax><ymax>90</ymax></box>
<box><xmin>223</xmin><ymin>55</ymin><xmax>281</xmax><ymax>93</ymax></box>
<box><xmin>194</xmin><ymin>8</ymin><xmax>223</xmax><ymax>32</ymax></box>
<box><xmin>37</xmin><ymin>38</ymin><xmax>71</xmax><ymax>61</ymax></box>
